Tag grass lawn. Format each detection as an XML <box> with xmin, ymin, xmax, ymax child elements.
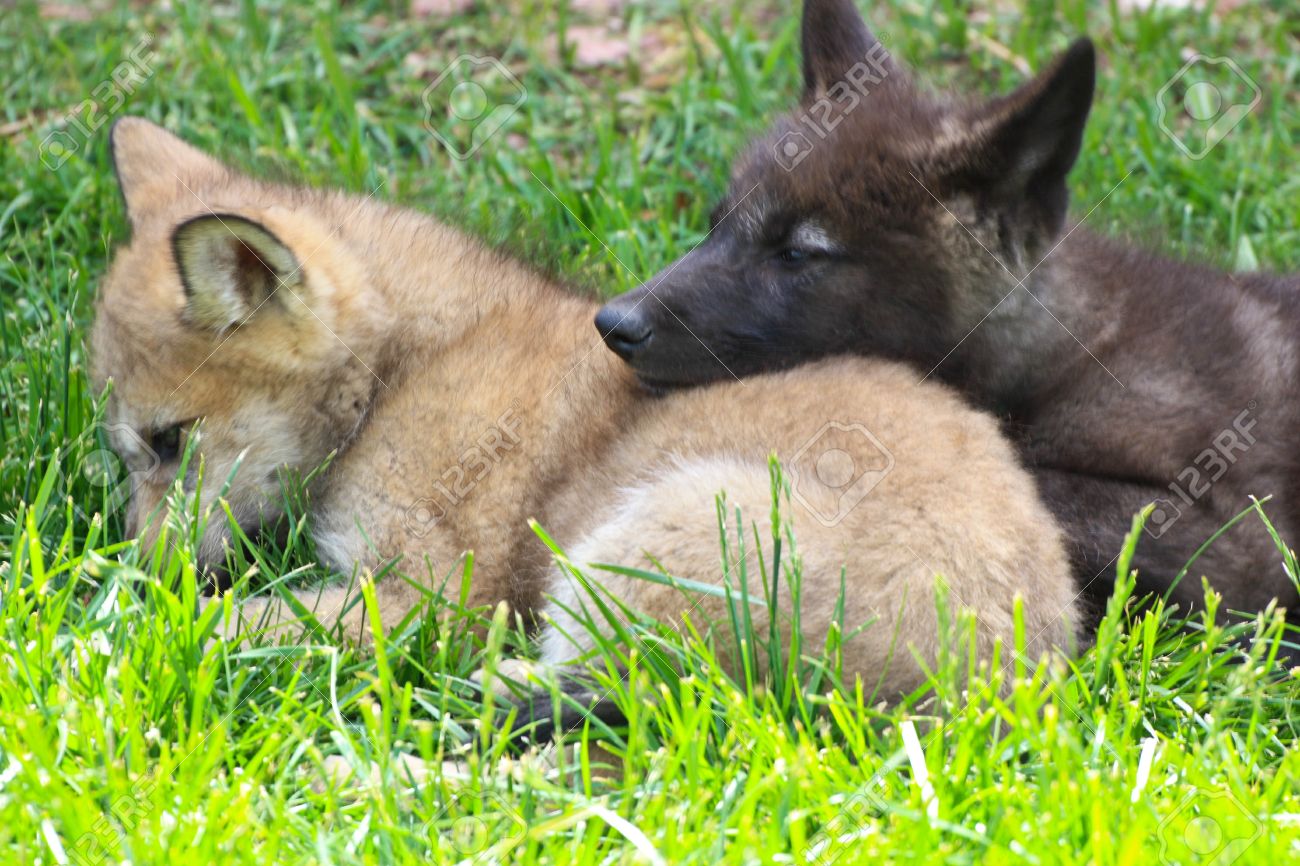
<box><xmin>3</xmin><ymin>0</ymin><xmax>1300</xmax><ymax>862</ymax></box>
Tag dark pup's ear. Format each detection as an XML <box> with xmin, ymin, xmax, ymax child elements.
<box><xmin>172</xmin><ymin>214</ymin><xmax>302</xmax><ymax>331</ymax></box>
<box><xmin>110</xmin><ymin>117</ymin><xmax>227</xmax><ymax>227</ymax></box>
<box><xmin>944</xmin><ymin>39</ymin><xmax>1096</xmax><ymax>227</ymax></box>
<box><xmin>800</xmin><ymin>0</ymin><xmax>900</xmax><ymax>99</ymax></box>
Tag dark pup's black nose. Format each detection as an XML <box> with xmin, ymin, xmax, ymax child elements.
<box><xmin>594</xmin><ymin>304</ymin><xmax>653</xmax><ymax>360</ymax></box>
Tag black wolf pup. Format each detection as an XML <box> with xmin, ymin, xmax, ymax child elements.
<box><xmin>595</xmin><ymin>0</ymin><xmax>1300</xmax><ymax>626</ymax></box>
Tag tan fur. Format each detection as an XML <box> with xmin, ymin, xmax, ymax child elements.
<box><xmin>91</xmin><ymin>118</ymin><xmax>1079</xmax><ymax>695</ymax></box>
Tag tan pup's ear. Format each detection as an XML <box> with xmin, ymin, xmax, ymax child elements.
<box><xmin>110</xmin><ymin>117</ymin><xmax>227</xmax><ymax>226</ymax></box>
<box><xmin>172</xmin><ymin>214</ymin><xmax>303</xmax><ymax>331</ymax></box>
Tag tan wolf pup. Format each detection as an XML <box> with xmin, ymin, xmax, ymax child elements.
<box><xmin>91</xmin><ymin>117</ymin><xmax>1078</xmax><ymax>698</ymax></box>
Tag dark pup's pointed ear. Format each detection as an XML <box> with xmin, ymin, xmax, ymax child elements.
<box><xmin>110</xmin><ymin>117</ymin><xmax>227</xmax><ymax>227</ymax></box>
<box><xmin>172</xmin><ymin>214</ymin><xmax>302</xmax><ymax>331</ymax></box>
<box><xmin>801</xmin><ymin>0</ymin><xmax>900</xmax><ymax>99</ymax></box>
<box><xmin>945</xmin><ymin>39</ymin><xmax>1095</xmax><ymax>223</ymax></box>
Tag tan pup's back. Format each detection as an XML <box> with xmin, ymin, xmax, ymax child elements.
<box><xmin>541</xmin><ymin>357</ymin><xmax>1076</xmax><ymax>692</ymax></box>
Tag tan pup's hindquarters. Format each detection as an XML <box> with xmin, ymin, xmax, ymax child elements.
<box><xmin>539</xmin><ymin>359</ymin><xmax>1079</xmax><ymax>692</ymax></box>
<box><xmin>91</xmin><ymin>117</ymin><xmax>1077</xmax><ymax>701</ymax></box>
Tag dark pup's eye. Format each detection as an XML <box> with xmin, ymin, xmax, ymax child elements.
<box><xmin>776</xmin><ymin>247</ymin><xmax>809</xmax><ymax>264</ymax></box>
<box><xmin>150</xmin><ymin>424</ymin><xmax>184</xmax><ymax>462</ymax></box>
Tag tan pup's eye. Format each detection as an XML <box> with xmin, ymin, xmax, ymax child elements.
<box><xmin>150</xmin><ymin>423</ymin><xmax>185</xmax><ymax>462</ymax></box>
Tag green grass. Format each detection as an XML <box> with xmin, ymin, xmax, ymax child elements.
<box><xmin>3</xmin><ymin>0</ymin><xmax>1300</xmax><ymax>862</ymax></box>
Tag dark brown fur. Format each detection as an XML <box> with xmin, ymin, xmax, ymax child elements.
<box><xmin>594</xmin><ymin>0</ymin><xmax>1300</xmax><ymax>627</ymax></box>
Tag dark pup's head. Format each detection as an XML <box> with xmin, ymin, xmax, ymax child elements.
<box><xmin>595</xmin><ymin>0</ymin><xmax>1094</xmax><ymax>389</ymax></box>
